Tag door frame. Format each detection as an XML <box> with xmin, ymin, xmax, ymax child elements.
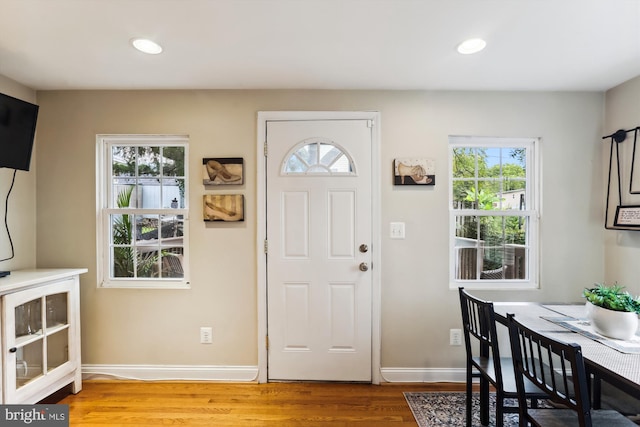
<box><xmin>256</xmin><ymin>111</ymin><xmax>381</xmax><ymax>384</ymax></box>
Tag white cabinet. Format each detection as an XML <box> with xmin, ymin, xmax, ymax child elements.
<box><xmin>0</xmin><ymin>269</ymin><xmax>86</xmax><ymax>403</ymax></box>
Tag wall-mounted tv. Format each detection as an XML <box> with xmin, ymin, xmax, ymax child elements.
<box><xmin>0</xmin><ymin>92</ymin><xmax>39</xmax><ymax>171</ymax></box>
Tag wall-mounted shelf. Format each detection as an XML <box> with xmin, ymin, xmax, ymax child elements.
<box><xmin>603</xmin><ymin>127</ymin><xmax>640</xmax><ymax>230</ymax></box>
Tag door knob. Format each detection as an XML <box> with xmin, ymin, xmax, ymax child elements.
<box><xmin>359</xmin><ymin>244</ymin><xmax>368</xmax><ymax>253</ymax></box>
<box><xmin>359</xmin><ymin>262</ymin><xmax>369</xmax><ymax>272</ymax></box>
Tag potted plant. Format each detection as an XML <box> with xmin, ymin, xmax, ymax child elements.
<box><xmin>583</xmin><ymin>283</ymin><xmax>640</xmax><ymax>340</ymax></box>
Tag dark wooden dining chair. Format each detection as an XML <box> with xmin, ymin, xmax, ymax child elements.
<box><xmin>458</xmin><ymin>287</ymin><xmax>545</xmax><ymax>427</ymax></box>
<box><xmin>506</xmin><ymin>313</ymin><xmax>636</xmax><ymax>426</ymax></box>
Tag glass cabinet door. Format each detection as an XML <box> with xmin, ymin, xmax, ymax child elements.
<box><xmin>3</xmin><ymin>279</ymin><xmax>75</xmax><ymax>401</ymax></box>
<box><xmin>46</xmin><ymin>293</ymin><xmax>68</xmax><ymax>329</ymax></box>
<box><xmin>47</xmin><ymin>330</ymin><xmax>69</xmax><ymax>372</ymax></box>
<box><xmin>14</xmin><ymin>298</ymin><xmax>44</xmax><ymax>388</ymax></box>
<box><xmin>15</xmin><ymin>298</ymin><xmax>42</xmax><ymax>337</ymax></box>
<box><xmin>15</xmin><ymin>340</ymin><xmax>43</xmax><ymax>388</ymax></box>
<box><xmin>45</xmin><ymin>293</ymin><xmax>70</xmax><ymax>372</ymax></box>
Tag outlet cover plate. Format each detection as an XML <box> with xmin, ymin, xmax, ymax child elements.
<box><xmin>200</xmin><ymin>327</ymin><xmax>213</xmax><ymax>344</ymax></box>
<box><xmin>450</xmin><ymin>328</ymin><xmax>462</xmax><ymax>346</ymax></box>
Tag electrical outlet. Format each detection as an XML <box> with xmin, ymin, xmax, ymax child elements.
<box><xmin>200</xmin><ymin>327</ymin><xmax>213</xmax><ymax>344</ymax></box>
<box><xmin>450</xmin><ymin>328</ymin><xmax>462</xmax><ymax>346</ymax></box>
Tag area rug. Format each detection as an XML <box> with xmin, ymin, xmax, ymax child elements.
<box><xmin>403</xmin><ymin>392</ymin><xmax>521</xmax><ymax>427</ymax></box>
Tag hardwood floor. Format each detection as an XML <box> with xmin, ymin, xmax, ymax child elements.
<box><xmin>54</xmin><ymin>380</ymin><xmax>466</xmax><ymax>426</ymax></box>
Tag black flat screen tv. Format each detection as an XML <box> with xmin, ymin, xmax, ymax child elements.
<box><xmin>0</xmin><ymin>92</ymin><xmax>39</xmax><ymax>171</ymax></box>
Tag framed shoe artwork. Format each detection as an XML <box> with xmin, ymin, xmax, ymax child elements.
<box><xmin>203</xmin><ymin>194</ymin><xmax>245</xmax><ymax>222</ymax></box>
<box><xmin>202</xmin><ymin>157</ymin><xmax>244</xmax><ymax>186</ymax></box>
<box><xmin>393</xmin><ymin>158</ymin><xmax>435</xmax><ymax>186</ymax></box>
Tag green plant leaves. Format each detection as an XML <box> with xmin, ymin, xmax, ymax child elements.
<box><xmin>583</xmin><ymin>283</ymin><xmax>640</xmax><ymax>314</ymax></box>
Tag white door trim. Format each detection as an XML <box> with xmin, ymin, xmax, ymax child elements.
<box><xmin>256</xmin><ymin>111</ymin><xmax>381</xmax><ymax>384</ymax></box>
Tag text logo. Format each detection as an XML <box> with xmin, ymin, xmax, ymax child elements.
<box><xmin>1</xmin><ymin>405</ymin><xmax>68</xmax><ymax>426</ymax></box>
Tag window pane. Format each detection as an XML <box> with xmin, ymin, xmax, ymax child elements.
<box><xmin>112</xmin><ymin>184</ymin><xmax>136</xmax><ymax>209</ymax></box>
<box><xmin>136</xmin><ymin>178</ymin><xmax>160</xmax><ymax>208</ymax></box>
<box><xmin>136</xmin><ymin>214</ymin><xmax>159</xmax><ymax>242</ymax></box>
<box><xmin>160</xmin><ymin>215</ymin><xmax>184</xmax><ymax>239</ymax></box>
<box><xmin>112</xmin><ymin>146</ymin><xmax>136</xmax><ymax>177</ymax></box>
<box><xmin>452</xmin><ymin>147</ymin><xmax>481</xmax><ymax>178</ymax></box>
<box><xmin>330</xmin><ymin>154</ymin><xmax>352</xmax><ymax>173</ymax></box>
<box><xmin>161</xmin><ymin>250</ymin><xmax>184</xmax><ymax>278</ymax></box>
<box><xmin>137</xmin><ymin>147</ymin><xmax>160</xmax><ymax>177</ymax></box>
<box><xmin>480</xmin><ymin>246</ymin><xmax>528</xmax><ymax>280</ymax></box>
<box><xmin>296</xmin><ymin>143</ymin><xmax>318</xmax><ymax>165</ymax></box>
<box><xmin>319</xmin><ymin>143</ymin><xmax>341</xmax><ymax>166</ymax></box>
<box><xmin>452</xmin><ymin>181</ymin><xmax>474</xmax><ymax>209</ymax></box>
<box><xmin>112</xmin><ymin>247</ymin><xmax>134</xmax><ymax>278</ymax></box>
<box><xmin>136</xmin><ymin>249</ymin><xmax>159</xmax><ymax>278</ymax></box>
<box><xmin>456</xmin><ymin>247</ymin><xmax>479</xmax><ymax>280</ymax></box>
<box><xmin>162</xmin><ymin>146</ymin><xmax>185</xmax><ymax>176</ymax></box>
<box><xmin>111</xmin><ymin>214</ymin><xmax>133</xmax><ymax>245</ymax></box>
<box><xmin>285</xmin><ymin>154</ymin><xmax>306</xmax><ymax>173</ymax></box>
<box><xmin>481</xmin><ymin>147</ymin><xmax>500</xmax><ymax>178</ymax></box>
<box><xmin>168</xmin><ymin>179</ymin><xmax>185</xmax><ymax>208</ymax></box>
<box><xmin>501</xmin><ymin>189</ymin><xmax>526</xmax><ymax>210</ymax></box>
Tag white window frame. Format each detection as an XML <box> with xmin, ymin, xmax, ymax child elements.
<box><xmin>96</xmin><ymin>134</ymin><xmax>190</xmax><ymax>289</ymax></box>
<box><xmin>448</xmin><ymin>136</ymin><xmax>540</xmax><ymax>290</ymax></box>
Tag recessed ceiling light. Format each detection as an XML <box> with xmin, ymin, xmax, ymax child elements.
<box><xmin>457</xmin><ymin>38</ymin><xmax>486</xmax><ymax>55</ymax></box>
<box><xmin>131</xmin><ymin>38</ymin><xmax>163</xmax><ymax>55</ymax></box>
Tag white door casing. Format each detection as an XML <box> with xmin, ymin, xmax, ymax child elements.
<box><xmin>256</xmin><ymin>111</ymin><xmax>381</xmax><ymax>383</ymax></box>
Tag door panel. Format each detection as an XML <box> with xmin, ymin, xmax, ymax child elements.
<box><xmin>266</xmin><ymin>119</ymin><xmax>372</xmax><ymax>381</ymax></box>
<box><xmin>328</xmin><ymin>190</ymin><xmax>355</xmax><ymax>258</ymax></box>
<box><xmin>282</xmin><ymin>191</ymin><xmax>309</xmax><ymax>258</ymax></box>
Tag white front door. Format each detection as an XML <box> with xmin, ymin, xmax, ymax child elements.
<box><xmin>265</xmin><ymin>118</ymin><xmax>373</xmax><ymax>381</ymax></box>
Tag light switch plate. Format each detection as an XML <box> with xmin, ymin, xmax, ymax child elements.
<box><xmin>390</xmin><ymin>222</ymin><xmax>405</xmax><ymax>239</ymax></box>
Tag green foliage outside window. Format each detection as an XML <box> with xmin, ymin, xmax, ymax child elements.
<box><xmin>111</xmin><ymin>186</ymin><xmax>158</xmax><ymax>278</ymax></box>
<box><xmin>453</xmin><ymin>147</ymin><xmax>527</xmax><ymax>270</ymax></box>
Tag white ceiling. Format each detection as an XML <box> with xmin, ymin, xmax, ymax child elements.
<box><xmin>1</xmin><ymin>0</ymin><xmax>639</xmax><ymax>92</ymax></box>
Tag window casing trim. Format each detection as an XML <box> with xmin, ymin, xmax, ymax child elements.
<box><xmin>448</xmin><ymin>136</ymin><xmax>540</xmax><ymax>290</ymax></box>
<box><xmin>96</xmin><ymin>134</ymin><xmax>190</xmax><ymax>289</ymax></box>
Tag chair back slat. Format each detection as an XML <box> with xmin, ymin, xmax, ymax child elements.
<box><xmin>507</xmin><ymin>313</ymin><xmax>594</xmax><ymax>426</ymax></box>
<box><xmin>459</xmin><ymin>288</ymin><xmax>502</xmax><ymax>381</ymax></box>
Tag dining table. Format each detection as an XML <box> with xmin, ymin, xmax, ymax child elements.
<box><xmin>492</xmin><ymin>302</ymin><xmax>640</xmax><ymax>409</ymax></box>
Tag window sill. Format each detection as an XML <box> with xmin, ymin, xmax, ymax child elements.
<box><xmin>449</xmin><ymin>280</ymin><xmax>539</xmax><ymax>291</ymax></box>
<box><xmin>99</xmin><ymin>280</ymin><xmax>191</xmax><ymax>290</ymax></box>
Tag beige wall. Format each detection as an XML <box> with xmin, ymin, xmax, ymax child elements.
<box><xmin>0</xmin><ymin>75</ymin><xmax>36</xmax><ymax>271</ymax></box>
<box><xmin>604</xmin><ymin>75</ymin><xmax>640</xmax><ymax>297</ymax></box>
<box><xmin>34</xmin><ymin>89</ymin><xmax>605</xmax><ymax>374</ymax></box>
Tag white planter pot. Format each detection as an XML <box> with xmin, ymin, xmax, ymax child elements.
<box><xmin>586</xmin><ymin>301</ymin><xmax>639</xmax><ymax>340</ymax></box>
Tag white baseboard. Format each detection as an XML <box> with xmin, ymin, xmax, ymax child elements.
<box><xmin>82</xmin><ymin>364</ymin><xmax>259</xmax><ymax>382</ymax></box>
<box><xmin>82</xmin><ymin>364</ymin><xmax>463</xmax><ymax>383</ymax></box>
<box><xmin>380</xmin><ymin>367</ymin><xmax>466</xmax><ymax>383</ymax></box>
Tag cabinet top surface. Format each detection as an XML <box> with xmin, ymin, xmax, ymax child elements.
<box><xmin>0</xmin><ymin>268</ymin><xmax>87</xmax><ymax>295</ymax></box>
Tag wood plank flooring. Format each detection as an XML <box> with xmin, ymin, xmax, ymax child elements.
<box><xmin>54</xmin><ymin>381</ymin><xmax>467</xmax><ymax>426</ymax></box>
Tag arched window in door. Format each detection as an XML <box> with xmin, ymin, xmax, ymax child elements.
<box><xmin>281</xmin><ymin>138</ymin><xmax>356</xmax><ymax>175</ymax></box>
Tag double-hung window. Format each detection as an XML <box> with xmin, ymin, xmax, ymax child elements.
<box><xmin>449</xmin><ymin>136</ymin><xmax>539</xmax><ymax>289</ymax></box>
<box><xmin>97</xmin><ymin>135</ymin><xmax>189</xmax><ymax>288</ymax></box>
